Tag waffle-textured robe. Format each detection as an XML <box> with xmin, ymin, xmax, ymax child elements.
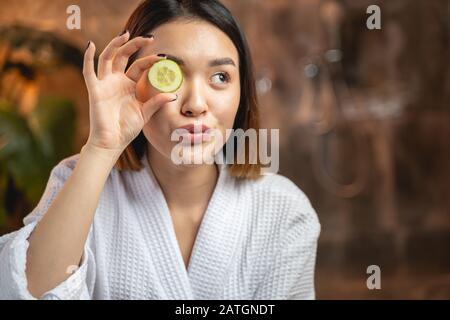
<box><xmin>0</xmin><ymin>153</ymin><xmax>321</xmax><ymax>300</ymax></box>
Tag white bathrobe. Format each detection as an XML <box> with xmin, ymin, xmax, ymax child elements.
<box><xmin>0</xmin><ymin>153</ymin><xmax>321</xmax><ymax>300</ymax></box>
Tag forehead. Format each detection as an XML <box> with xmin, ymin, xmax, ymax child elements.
<box><xmin>139</xmin><ymin>19</ymin><xmax>239</xmax><ymax>66</ymax></box>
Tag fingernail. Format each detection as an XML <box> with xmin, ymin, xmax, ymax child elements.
<box><xmin>118</xmin><ymin>30</ymin><xmax>128</xmax><ymax>37</ymax></box>
<box><xmin>86</xmin><ymin>41</ymin><xmax>91</xmax><ymax>50</ymax></box>
<box><xmin>170</xmin><ymin>94</ymin><xmax>178</xmax><ymax>102</ymax></box>
<box><xmin>143</xmin><ymin>34</ymin><xmax>154</xmax><ymax>39</ymax></box>
<box><xmin>157</xmin><ymin>53</ymin><xmax>167</xmax><ymax>58</ymax></box>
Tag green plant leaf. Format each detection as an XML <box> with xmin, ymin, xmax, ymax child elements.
<box><xmin>0</xmin><ymin>97</ymin><xmax>75</xmax><ymax>214</ymax></box>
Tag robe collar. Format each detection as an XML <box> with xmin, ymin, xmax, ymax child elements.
<box><xmin>135</xmin><ymin>154</ymin><xmax>244</xmax><ymax>299</ymax></box>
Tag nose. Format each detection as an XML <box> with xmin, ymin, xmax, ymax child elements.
<box><xmin>180</xmin><ymin>77</ymin><xmax>208</xmax><ymax>118</ymax></box>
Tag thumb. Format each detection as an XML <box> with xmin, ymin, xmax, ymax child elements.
<box><xmin>141</xmin><ymin>93</ymin><xmax>178</xmax><ymax>123</ymax></box>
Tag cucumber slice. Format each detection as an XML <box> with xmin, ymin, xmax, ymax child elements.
<box><xmin>148</xmin><ymin>59</ymin><xmax>183</xmax><ymax>93</ymax></box>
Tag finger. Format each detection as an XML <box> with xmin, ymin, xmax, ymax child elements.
<box><xmin>112</xmin><ymin>36</ymin><xmax>154</xmax><ymax>74</ymax></box>
<box><xmin>125</xmin><ymin>54</ymin><xmax>165</xmax><ymax>82</ymax></box>
<box><xmin>82</xmin><ymin>41</ymin><xmax>97</xmax><ymax>86</ymax></box>
<box><xmin>141</xmin><ymin>93</ymin><xmax>178</xmax><ymax>123</ymax></box>
<box><xmin>97</xmin><ymin>31</ymin><xmax>130</xmax><ymax>79</ymax></box>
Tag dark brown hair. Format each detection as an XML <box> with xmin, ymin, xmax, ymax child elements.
<box><xmin>114</xmin><ymin>0</ymin><xmax>262</xmax><ymax>179</ymax></box>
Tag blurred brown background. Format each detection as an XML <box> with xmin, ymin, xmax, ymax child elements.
<box><xmin>0</xmin><ymin>0</ymin><xmax>449</xmax><ymax>299</ymax></box>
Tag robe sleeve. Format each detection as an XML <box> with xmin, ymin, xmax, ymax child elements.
<box><xmin>253</xmin><ymin>192</ymin><xmax>321</xmax><ymax>300</ymax></box>
<box><xmin>0</xmin><ymin>156</ymin><xmax>96</xmax><ymax>300</ymax></box>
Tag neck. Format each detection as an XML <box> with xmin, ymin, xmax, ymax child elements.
<box><xmin>146</xmin><ymin>144</ymin><xmax>219</xmax><ymax>212</ymax></box>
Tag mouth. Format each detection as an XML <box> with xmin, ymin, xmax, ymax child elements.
<box><xmin>174</xmin><ymin>123</ymin><xmax>214</xmax><ymax>145</ymax></box>
<box><xmin>176</xmin><ymin>123</ymin><xmax>211</xmax><ymax>133</ymax></box>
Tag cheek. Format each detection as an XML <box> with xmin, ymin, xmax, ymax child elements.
<box><xmin>212</xmin><ymin>89</ymin><xmax>240</xmax><ymax>128</ymax></box>
<box><xmin>141</xmin><ymin>97</ymin><xmax>177</xmax><ymax>155</ymax></box>
<box><xmin>142</xmin><ymin>115</ymin><xmax>175</xmax><ymax>159</ymax></box>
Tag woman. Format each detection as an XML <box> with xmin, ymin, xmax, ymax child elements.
<box><xmin>0</xmin><ymin>0</ymin><xmax>320</xmax><ymax>299</ymax></box>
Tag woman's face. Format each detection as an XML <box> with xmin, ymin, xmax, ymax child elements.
<box><xmin>135</xmin><ymin>19</ymin><xmax>241</xmax><ymax>165</ymax></box>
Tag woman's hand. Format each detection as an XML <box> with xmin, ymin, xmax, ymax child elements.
<box><xmin>82</xmin><ymin>31</ymin><xmax>177</xmax><ymax>153</ymax></box>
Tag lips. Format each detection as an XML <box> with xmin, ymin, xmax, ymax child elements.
<box><xmin>175</xmin><ymin>123</ymin><xmax>214</xmax><ymax>145</ymax></box>
<box><xmin>176</xmin><ymin>123</ymin><xmax>210</xmax><ymax>133</ymax></box>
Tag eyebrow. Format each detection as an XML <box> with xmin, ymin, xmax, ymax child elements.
<box><xmin>166</xmin><ymin>54</ymin><xmax>236</xmax><ymax>67</ymax></box>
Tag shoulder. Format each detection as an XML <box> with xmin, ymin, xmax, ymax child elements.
<box><xmin>239</xmin><ymin>172</ymin><xmax>321</xmax><ymax>240</ymax></box>
<box><xmin>242</xmin><ymin>172</ymin><xmax>315</xmax><ymax>213</ymax></box>
<box><xmin>253</xmin><ymin>173</ymin><xmax>307</xmax><ymax>198</ymax></box>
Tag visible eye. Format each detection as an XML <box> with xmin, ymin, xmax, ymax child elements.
<box><xmin>211</xmin><ymin>72</ymin><xmax>230</xmax><ymax>85</ymax></box>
